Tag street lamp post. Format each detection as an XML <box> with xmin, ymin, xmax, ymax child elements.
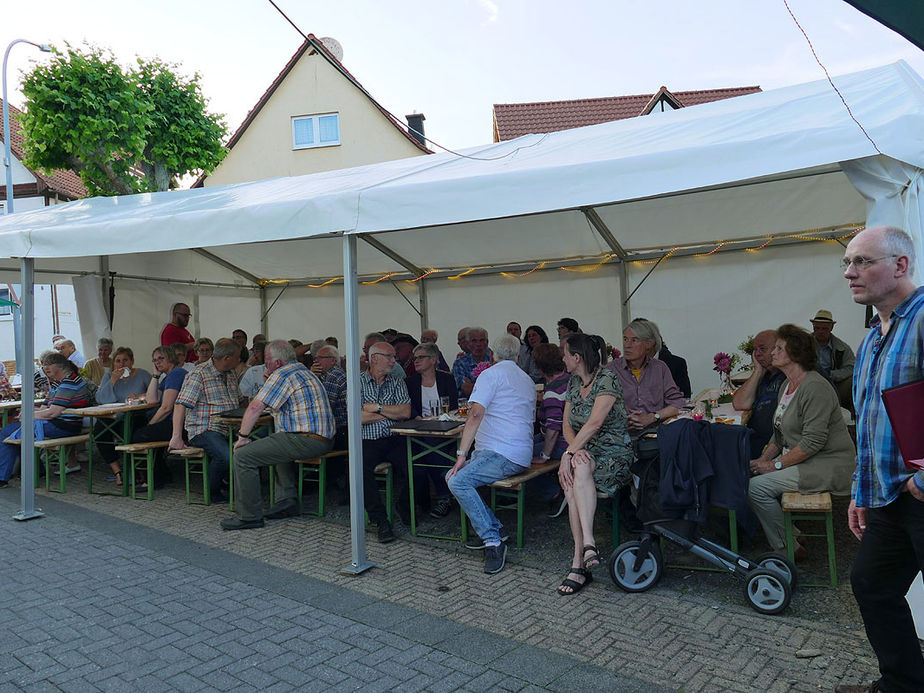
<box><xmin>3</xmin><ymin>39</ymin><xmax>51</xmax><ymax>522</ymax></box>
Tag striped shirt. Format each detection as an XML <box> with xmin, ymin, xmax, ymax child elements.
<box><xmin>322</xmin><ymin>366</ymin><xmax>348</xmax><ymax>431</ymax></box>
<box><xmin>360</xmin><ymin>371</ymin><xmax>410</xmax><ymax>440</ymax></box>
<box><xmin>255</xmin><ymin>362</ymin><xmax>335</xmax><ymax>438</ymax></box>
<box><xmin>176</xmin><ymin>359</ymin><xmax>240</xmax><ymax>437</ymax></box>
<box><xmin>853</xmin><ymin>286</ymin><xmax>924</xmax><ymax>507</ymax></box>
<box><xmin>539</xmin><ymin>374</ymin><xmax>569</xmax><ymax>456</ymax></box>
<box><xmin>49</xmin><ymin>372</ymin><xmax>91</xmax><ymax>431</ymax></box>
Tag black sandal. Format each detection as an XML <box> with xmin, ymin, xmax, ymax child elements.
<box><xmin>582</xmin><ymin>544</ymin><xmax>600</xmax><ymax>570</ymax></box>
<box><xmin>557</xmin><ymin>567</ymin><xmax>593</xmax><ymax>595</ymax></box>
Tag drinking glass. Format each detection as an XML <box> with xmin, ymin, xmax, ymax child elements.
<box><xmin>440</xmin><ymin>396</ymin><xmax>450</xmax><ymax>415</ymax></box>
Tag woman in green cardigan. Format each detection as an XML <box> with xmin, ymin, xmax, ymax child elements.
<box><xmin>747</xmin><ymin>323</ymin><xmax>856</xmax><ymax>556</ymax></box>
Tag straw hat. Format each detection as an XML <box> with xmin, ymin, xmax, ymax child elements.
<box><xmin>811</xmin><ymin>309</ymin><xmax>835</xmax><ymax>324</ymax></box>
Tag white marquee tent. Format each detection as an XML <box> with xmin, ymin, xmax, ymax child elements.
<box><xmin>2</xmin><ymin>61</ymin><xmax>923</xmax><ymax>569</ymax></box>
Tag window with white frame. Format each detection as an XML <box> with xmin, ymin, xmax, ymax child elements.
<box><xmin>292</xmin><ymin>113</ymin><xmax>340</xmax><ymax>149</ymax></box>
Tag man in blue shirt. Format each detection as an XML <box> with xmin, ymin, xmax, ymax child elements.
<box><xmin>835</xmin><ymin>226</ymin><xmax>924</xmax><ymax>693</ymax></box>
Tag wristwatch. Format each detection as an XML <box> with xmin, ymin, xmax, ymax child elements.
<box><xmin>238</xmin><ymin>432</ymin><xmax>253</xmax><ymax>441</ymax></box>
<box><xmin>539</xmin><ymin>452</ymin><xmax>550</xmax><ymax>461</ymax></box>
<box><xmin>376</xmin><ymin>403</ymin><xmax>383</xmax><ymax>414</ymax></box>
<box><xmin>774</xmin><ymin>460</ymin><xmax>783</xmax><ymax>470</ymax></box>
<box><xmin>456</xmin><ymin>449</ymin><xmax>466</xmax><ymax>457</ymax></box>
<box><xmin>653</xmin><ymin>412</ymin><xmax>661</xmax><ymax>422</ymax></box>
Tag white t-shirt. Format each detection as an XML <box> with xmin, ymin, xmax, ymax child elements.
<box><xmin>470</xmin><ymin>360</ymin><xmax>535</xmax><ymax>467</ymax></box>
<box><xmin>240</xmin><ymin>364</ymin><xmax>267</xmax><ymax>399</ymax></box>
<box><xmin>420</xmin><ymin>382</ymin><xmax>440</xmax><ymax>416</ymax></box>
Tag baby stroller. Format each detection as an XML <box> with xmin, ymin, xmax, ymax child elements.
<box><xmin>608</xmin><ymin>419</ymin><xmax>796</xmax><ymax>615</ymax></box>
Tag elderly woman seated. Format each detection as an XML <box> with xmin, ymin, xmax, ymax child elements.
<box><xmin>194</xmin><ymin>338</ymin><xmax>214</xmax><ymax>367</ymax></box>
<box><xmin>0</xmin><ymin>351</ymin><xmax>91</xmax><ymax>488</ymax></box>
<box><xmin>747</xmin><ymin>324</ymin><xmax>855</xmax><ymax>557</ymax></box>
<box><xmin>81</xmin><ymin>337</ymin><xmax>114</xmax><ymax>385</ymax></box>
<box><xmin>94</xmin><ymin>347</ymin><xmax>152</xmax><ymax>484</ymax></box>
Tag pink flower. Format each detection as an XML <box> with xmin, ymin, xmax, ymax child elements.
<box><xmin>713</xmin><ymin>352</ymin><xmax>734</xmax><ymax>375</ymax></box>
<box><xmin>471</xmin><ymin>361</ymin><xmax>492</xmax><ymax>381</ymax></box>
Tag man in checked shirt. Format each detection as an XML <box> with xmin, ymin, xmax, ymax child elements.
<box><xmin>835</xmin><ymin>226</ymin><xmax>924</xmax><ymax>693</ymax></box>
<box><xmin>220</xmin><ymin>340</ymin><xmax>334</xmax><ymax>530</ymax></box>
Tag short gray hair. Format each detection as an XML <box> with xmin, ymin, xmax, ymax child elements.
<box><xmin>212</xmin><ymin>338</ymin><xmax>241</xmax><ymax>361</ymax></box>
<box><xmin>309</xmin><ymin>339</ymin><xmax>327</xmax><ymax>357</ymax></box>
<box><xmin>318</xmin><ymin>344</ymin><xmax>340</xmax><ymax>360</ymax></box>
<box><xmin>40</xmin><ymin>350</ymin><xmax>76</xmax><ymax>373</ymax></box>
<box><xmin>364</xmin><ymin>332</ymin><xmax>385</xmax><ymax>343</ymax></box>
<box><xmin>492</xmin><ymin>334</ymin><xmax>520</xmax><ymax>362</ymax></box>
<box><xmin>468</xmin><ymin>327</ymin><xmax>487</xmax><ymax>341</ymax></box>
<box><xmin>97</xmin><ymin>337</ymin><xmax>113</xmax><ymax>349</ymax></box>
<box><xmin>265</xmin><ymin>339</ymin><xmax>297</xmax><ymax>364</ymax></box>
<box><xmin>627</xmin><ymin>318</ymin><xmax>662</xmax><ymax>354</ymax></box>
<box><xmin>413</xmin><ymin>342</ymin><xmax>439</xmax><ymax>360</ymax></box>
<box><xmin>877</xmin><ymin>225</ymin><xmax>917</xmax><ymax>275</ymax></box>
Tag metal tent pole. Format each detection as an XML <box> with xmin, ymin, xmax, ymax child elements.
<box><xmin>340</xmin><ymin>235</ymin><xmax>373</xmax><ymax>574</ymax></box>
<box><xmin>14</xmin><ymin>257</ymin><xmax>42</xmax><ymax>520</ymax></box>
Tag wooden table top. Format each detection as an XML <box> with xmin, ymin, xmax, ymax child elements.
<box><xmin>65</xmin><ymin>401</ymin><xmax>158</xmax><ymax>417</ymax></box>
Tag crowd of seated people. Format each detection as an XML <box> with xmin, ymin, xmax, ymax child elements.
<box><xmin>0</xmin><ymin>308</ymin><xmax>859</xmax><ymax>588</ymax></box>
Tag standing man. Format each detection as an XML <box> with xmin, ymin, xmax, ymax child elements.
<box><xmin>732</xmin><ymin>330</ymin><xmax>787</xmax><ymax>458</ymax></box>
<box><xmin>834</xmin><ymin>226</ymin><xmax>924</xmax><ymax>693</ymax></box>
<box><xmin>169</xmin><ymin>338</ymin><xmax>241</xmax><ymax>502</ymax></box>
<box><xmin>447</xmin><ymin>334</ymin><xmax>535</xmax><ymax>574</ymax></box>
<box><xmin>452</xmin><ymin>327</ymin><xmax>491</xmax><ymax>396</ymax></box>
<box><xmin>810</xmin><ymin>309</ymin><xmax>856</xmax><ymax>412</ymax></box>
<box><xmin>360</xmin><ymin>341</ymin><xmax>411</xmax><ymax>543</ymax></box>
<box><xmin>161</xmin><ymin>302</ymin><xmax>196</xmax><ymax>363</ymax></box>
<box><xmin>220</xmin><ymin>340</ymin><xmax>334</xmax><ymax>531</ymax></box>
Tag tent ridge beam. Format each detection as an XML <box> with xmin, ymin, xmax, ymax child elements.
<box><xmin>582</xmin><ymin>207</ymin><xmax>627</xmax><ymax>258</ymax></box>
<box><xmin>191</xmin><ymin>248</ymin><xmax>262</xmax><ymax>286</ymax></box>
<box><xmin>361</xmin><ymin>235</ymin><xmax>423</xmax><ymax>276</ymax></box>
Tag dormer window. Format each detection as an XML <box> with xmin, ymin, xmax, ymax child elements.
<box><xmin>292</xmin><ymin>113</ymin><xmax>340</xmax><ymax>149</ymax></box>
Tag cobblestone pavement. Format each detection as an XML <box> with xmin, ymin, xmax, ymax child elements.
<box><xmin>1</xmin><ymin>472</ymin><xmax>881</xmax><ymax>692</ymax></box>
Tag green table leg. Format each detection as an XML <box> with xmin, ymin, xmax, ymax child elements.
<box><xmin>405</xmin><ymin>434</ymin><xmax>466</xmax><ymax>542</ymax></box>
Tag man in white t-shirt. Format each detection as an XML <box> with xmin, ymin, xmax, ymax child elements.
<box><xmin>447</xmin><ymin>334</ymin><xmax>536</xmax><ymax>574</ymax></box>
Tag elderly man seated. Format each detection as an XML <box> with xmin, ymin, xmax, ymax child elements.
<box><xmin>311</xmin><ymin>344</ymin><xmax>347</xmax><ymax>450</ymax></box>
<box><xmin>361</xmin><ymin>341</ymin><xmax>411</xmax><ymax>543</ymax></box>
<box><xmin>220</xmin><ymin>340</ymin><xmax>335</xmax><ymax>530</ymax></box>
<box><xmin>53</xmin><ymin>338</ymin><xmax>86</xmax><ymax>368</ymax></box>
<box><xmin>452</xmin><ymin>327</ymin><xmax>491</xmax><ymax>397</ymax></box>
<box><xmin>169</xmin><ymin>338</ymin><xmax>242</xmax><ymax>503</ymax></box>
<box><xmin>732</xmin><ymin>329</ymin><xmax>786</xmax><ymax>458</ymax></box>
<box><xmin>447</xmin><ymin>334</ymin><xmax>536</xmax><ymax>574</ymax></box>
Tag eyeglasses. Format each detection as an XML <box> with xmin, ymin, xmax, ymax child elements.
<box><xmin>412</xmin><ymin>355</ymin><xmax>433</xmax><ymax>361</ymax></box>
<box><xmin>152</xmin><ymin>356</ymin><xmax>166</xmax><ymax>362</ymax></box>
<box><xmin>840</xmin><ymin>255</ymin><xmax>897</xmax><ymax>271</ymax></box>
<box><xmin>371</xmin><ymin>352</ymin><xmax>396</xmax><ymax>360</ymax></box>
<box><xmin>176</xmin><ymin>312</ymin><xmax>192</xmax><ymax>318</ymax></box>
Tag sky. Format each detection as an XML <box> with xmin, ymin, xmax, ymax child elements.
<box><xmin>1</xmin><ymin>0</ymin><xmax>922</xmax><ymax>152</ymax></box>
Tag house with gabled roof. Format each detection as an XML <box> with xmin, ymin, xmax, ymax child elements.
<box><xmin>195</xmin><ymin>34</ymin><xmax>430</xmax><ymax>188</ymax></box>
<box><xmin>493</xmin><ymin>85</ymin><xmax>761</xmax><ymax>141</ymax></box>
<box><xmin>0</xmin><ymin>98</ymin><xmax>87</xmax><ymax>212</ymax></box>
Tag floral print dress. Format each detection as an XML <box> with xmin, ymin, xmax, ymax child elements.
<box><xmin>566</xmin><ymin>368</ymin><xmax>634</xmax><ymax>494</ymax></box>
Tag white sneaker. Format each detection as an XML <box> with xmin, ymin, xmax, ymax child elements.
<box><xmin>55</xmin><ymin>464</ymin><xmax>81</xmax><ymax>475</ymax></box>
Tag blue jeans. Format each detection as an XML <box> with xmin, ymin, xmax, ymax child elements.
<box><xmin>446</xmin><ymin>449</ymin><xmax>525</xmax><ymax>545</ymax></box>
<box><xmin>0</xmin><ymin>420</ymin><xmax>77</xmax><ymax>481</ymax></box>
<box><xmin>190</xmin><ymin>430</ymin><xmax>230</xmax><ymax>496</ymax></box>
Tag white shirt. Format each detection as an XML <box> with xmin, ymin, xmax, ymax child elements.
<box><xmin>470</xmin><ymin>360</ymin><xmax>535</xmax><ymax>467</ymax></box>
<box><xmin>420</xmin><ymin>382</ymin><xmax>440</xmax><ymax>416</ymax></box>
<box><xmin>239</xmin><ymin>364</ymin><xmax>267</xmax><ymax>399</ymax></box>
<box><xmin>68</xmin><ymin>350</ymin><xmax>86</xmax><ymax>368</ymax></box>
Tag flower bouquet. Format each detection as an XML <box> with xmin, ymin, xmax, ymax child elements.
<box><xmin>713</xmin><ymin>351</ymin><xmax>740</xmax><ymax>403</ymax></box>
<box><xmin>471</xmin><ymin>361</ymin><xmax>492</xmax><ymax>381</ymax></box>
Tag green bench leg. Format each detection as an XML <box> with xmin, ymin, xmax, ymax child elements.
<box><xmin>297</xmin><ymin>458</ymin><xmax>328</xmax><ymax>517</ymax></box>
<box><xmin>129</xmin><ymin>451</ymin><xmax>155</xmax><ymax>501</ymax></box>
<box><xmin>184</xmin><ymin>453</ymin><xmax>211</xmax><ymax>505</ymax></box>
<box><xmin>825</xmin><ymin>511</ymin><xmax>837</xmax><ymax>588</ymax></box>
<box><xmin>784</xmin><ymin>510</ymin><xmax>796</xmax><ymax>565</ymax></box>
<box><xmin>365</xmin><ymin>466</ymin><xmax>394</xmax><ymax>525</ymax></box>
<box><xmin>611</xmin><ymin>493</ymin><xmax>620</xmax><ymax>545</ymax></box>
<box><xmin>785</xmin><ymin>509</ymin><xmax>837</xmax><ymax>588</ymax></box>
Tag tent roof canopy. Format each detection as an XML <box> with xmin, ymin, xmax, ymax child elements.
<box><xmin>1</xmin><ymin>61</ymin><xmax>922</xmax><ymax>284</ymax></box>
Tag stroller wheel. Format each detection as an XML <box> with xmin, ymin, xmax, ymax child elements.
<box><xmin>608</xmin><ymin>540</ymin><xmax>662</xmax><ymax>593</ymax></box>
<box><xmin>743</xmin><ymin>568</ymin><xmax>792</xmax><ymax>615</ymax></box>
<box><xmin>754</xmin><ymin>552</ymin><xmax>797</xmax><ymax>590</ymax></box>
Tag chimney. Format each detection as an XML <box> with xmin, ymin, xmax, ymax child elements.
<box><xmin>406</xmin><ymin>113</ymin><xmax>426</xmax><ymax>146</ymax></box>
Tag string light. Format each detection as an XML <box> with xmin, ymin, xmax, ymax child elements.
<box><xmin>406</xmin><ymin>269</ymin><xmax>438</xmax><ymax>283</ymax></box>
<box><xmin>500</xmin><ymin>261</ymin><xmax>547</xmax><ymax>278</ymax></box>
<box><xmin>306</xmin><ymin>277</ymin><xmax>341</xmax><ymax>288</ymax></box>
<box><xmin>361</xmin><ymin>272</ymin><xmax>398</xmax><ymax>285</ymax></box>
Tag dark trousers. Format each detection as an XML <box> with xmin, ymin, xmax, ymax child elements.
<box><xmin>190</xmin><ymin>430</ymin><xmax>231</xmax><ymax>498</ymax></box>
<box><xmin>361</xmin><ymin>436</ymin><xmax>407</xmax><ymax>525</ymax></box>
<box><xmin>851</xmin><ymin>493</ymin><xmax>924</xmax><ymax>692</ymax></box>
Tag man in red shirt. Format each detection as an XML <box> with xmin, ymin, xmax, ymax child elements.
<box><xmin>160</xmin><ymin>303</ymin><xmax>196</xmax><ymax>363</ymax></box>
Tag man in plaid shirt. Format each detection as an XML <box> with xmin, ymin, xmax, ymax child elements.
<box><xmin>835</xmin><ymin>227</ymin><xmax>924</xmax><ymax>693</ymax></box>
<box><xmin>170</xmin><ymin>338</ymin><xmax>241</xmax><ymax>503</ymax></box>
<box><xmin>220</xmin><ymin>340</ymin><xmax>334</xmax><ymax>531</ymax></box>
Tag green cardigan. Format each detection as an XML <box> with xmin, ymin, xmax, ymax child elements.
<box><xmin>773</xmin><ymin>370</ymin><xmax>856</xmax><ymax>495</ymax></box>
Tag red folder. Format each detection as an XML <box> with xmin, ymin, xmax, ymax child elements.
<box><xmin>881</xmin><ymin>378</ymin><xmax>924</xmax><ymax>472</ymax></box>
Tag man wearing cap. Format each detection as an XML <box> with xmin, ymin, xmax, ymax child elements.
<box><xmin>810</xmin><ymin>309</ymin><xmax>855</xmax><ymax>412</ymax></box>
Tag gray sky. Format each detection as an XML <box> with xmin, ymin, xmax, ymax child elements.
<box><xmin>2</xmin><ymin>0</ymin><xmax>922</xmax><ymax>151</ymax></box>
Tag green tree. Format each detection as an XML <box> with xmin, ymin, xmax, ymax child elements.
<box><xmin>17</xmin><ymin>45</ymin><xmax>227</xmax><ymax>196</ymax></box>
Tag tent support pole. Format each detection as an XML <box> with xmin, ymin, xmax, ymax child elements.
<box><xmin>419</xmin><ymin>279</ymin><xmax>429</xmax><ymax>331</ymax></box>
<box><xmin>100</xmin><ymin>256</ymin><xmax>110</xmax><ymax>324</ymax></box>
<box><xmin>341</xmin><ymin>235</ymin><xmax>373</xmax><ymax>575</ymax></box>
<box><xmin>616</xmin><ymin>261</ymin><xmax>630</xmax><ymax>329</ymax></box>
<box><xmin>259</xmin><ymin>285</ymin><xmax>268</xmax><ymax>337</ymax></box>
<box><xmin>14</xmin><ymin>257</ymin><xmax>42</xmax><ymax>521</ymax></box>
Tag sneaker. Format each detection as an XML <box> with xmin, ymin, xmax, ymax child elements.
<box><xmin>547</xmin><ymin>494</ymin><xmax>568</xmax><ymax>518</ymax></box>
<box><xmin>464</xmin><ymin>531</ymin><xmax>509</xmax><ymax>550</ymax></box>
<box><xmin>484</xmin><ymin>544</ymin><xmax>507</xmax><ymax>574</ymax></box>
<box><xmin>55</xmin><ymin>464</ymin><xmax>81</xmax><ymax>476</ymax></box>
<box><xmin>430</xmin><ymin>497</ymin><xmax>453</xmax><ymax>518</ymax></box>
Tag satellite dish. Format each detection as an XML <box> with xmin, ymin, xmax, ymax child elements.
<box><xmin>320</xmin><ymin>37</ymin><xmax>343</xmax><ymax>62</ymax></box>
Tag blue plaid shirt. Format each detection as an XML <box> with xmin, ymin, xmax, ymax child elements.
<box><xmin>451</xmin><ymin>353</ymin><xmax>490</xmax><ymax>390</ymax></box>
<box><xmin>853</xmin><ymin>286</ymin><xmax>924</xmax><ymax>507</ymax></box>
<box><xmin>322</xmin><ymin>366</ymin><xmax>348</xmax><ymax>431</ymax></box>
<box><xmin>256</xmin><ymin>362</ymin><xmax>335</xmax><ymax>439</ymax></box>
<box><xmin>360</xmin><ymin>371</ymin><xmax>410</xmax><ymax>440</ymax></box>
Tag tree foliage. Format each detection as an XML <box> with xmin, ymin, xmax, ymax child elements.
<box><xmin>18</xmin><ymin>45</ymin><xmax>227</xmax><ymax>196</ymax></box>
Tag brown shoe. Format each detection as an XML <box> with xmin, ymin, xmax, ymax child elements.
<box><xmin>834</xmin><ymin>681</ymin><xmax>879</xmax><ymax>693</ymax></box>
